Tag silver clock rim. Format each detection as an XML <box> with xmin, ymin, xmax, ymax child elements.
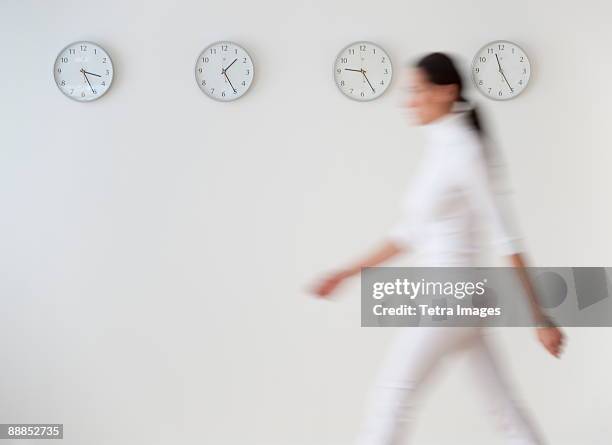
<box><xmin>332</xmin><ymin>40</ymin><xmax>393</xmax><ymax>102</ymax></box>
<box><xmin>53</xmin><ymin>40</ymin><xmax>114</xmax><ymax>103</ymax></box>
<box><xmin>194</xmin><ymin>40</ymin><xmax>255</xmax><ymax>102</ymax></box>
<box><xmin>471</xmin><ymin>39</ymin><xmax>531</xmax><ymax>101</ymax></box>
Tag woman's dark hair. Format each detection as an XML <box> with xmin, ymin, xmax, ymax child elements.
<box><xmin>415</xmin><ymin>52</ymin><xmax>484</xmax><ymax>137</ymax></box>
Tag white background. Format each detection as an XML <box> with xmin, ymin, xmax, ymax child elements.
<box><xmin>1</xmin><ymin>1</ymin><xmax>611</xmax><ymax>444</ymax></box>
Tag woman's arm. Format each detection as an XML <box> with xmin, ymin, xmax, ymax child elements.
<box><xmin>510</xmin><ymin>253</ymin><xmax>549</xmax><ymax>326</ymax></box>
<box><xmin>311</xmin><ymin>240</ymin><xmax>404</xmax><ymax>298</ymax></box>
<box><xmin>510</xmin><ymin>253</ymin><xmax>565</xmax><ymax>357</ymax></box>
<box><xmin>464</xmin><ymin>150</ymin><xmax>565</xmax><ymax>357</ymax></box>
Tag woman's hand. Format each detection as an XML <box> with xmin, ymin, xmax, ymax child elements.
<box><xmin>311</xmin><ymin>270</ymin><xmax>352</xmax><ymax>298</ymax></box>
<box><xmin>536</xmin><ymin>326</ymin><xmax>565</xmax><ymax>358</ymax></box>
<box><xmin>310</xmin><ymin>241</ymin><xmax>403</xmax><ymax>299</ymax></box>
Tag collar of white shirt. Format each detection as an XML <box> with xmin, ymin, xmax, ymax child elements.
<box><xmin>422</xmin><ymin>111</ymin><xmax>471</xmax><ymax>147</ymax></box>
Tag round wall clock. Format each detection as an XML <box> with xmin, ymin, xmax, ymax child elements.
<box><xmin>53</xmin><ymin>41</ymin><xmax>114</xmax><ymax>102</ymax></box>
<box><xmin>333</xmin><ymin>41</ymin><xmax>393</xmax><ymax>101</ymax></box>
<box><xmin>472</xmin><ymin>40</ymin><xmax>531</xmax><ymax>100</ymax></box>
<box><xmin>195</xmin><ymin>41</ymin><xmax>254</xmax><ymax>101</ymax></box>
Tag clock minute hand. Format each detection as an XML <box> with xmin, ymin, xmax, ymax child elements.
<box><xmin>495</xmin><ymin>54</ymin><xmax>514</xmax><ymax>93</ymax></box>
<box><xmin>80</xmin><ymin>68</ymin><xmax>95</xmax><ymax>94</ymax></box>
<box><xmin>219</xmin><ymin>63</ymin><xmax>237</xmax><ymax>93</ymax></box>
<box><xmin>344</xmin><ymin>68</ymin><xmax>362</xmax><ymax>72</ymax></box>
<box><xmin>500</xmin><ymin>70</ymin><xmax>513</xmax><ymax>93</ymax></box>
<box><xmin>361</xmin><ymin>69</ymin><xmax>375</xmax><ymax>93</ymax></box>
<box><xmin>222</xmin><ymin>70</ymin><xmax>237</xmax><ymax>93</ymax></box>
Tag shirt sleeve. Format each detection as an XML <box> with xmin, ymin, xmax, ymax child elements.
<box><xmin>462</xmin><ymin>146</ymin><xmax>524</xmax><ymax>256</ymax></box>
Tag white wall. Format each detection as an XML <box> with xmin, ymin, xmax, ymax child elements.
<box><xmin>1</xmin><ymin>1</ymin><xmax>611</xmax><ymax>444</ymax></box>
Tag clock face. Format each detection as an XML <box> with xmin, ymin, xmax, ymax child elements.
<box><xmin>334</xmin><ymin>41</ymin><xmax>393</xmax><ymax>101</ymax></box>
<box><xmin>53</xmin><ymin>41</ymin><xmax>114</xmax><ymax>102</ymax></box>
<box><xmin>195</xmin><ymin>41</ymin><xmax>254</xmax><ymax>101</ymax></box>
<box><xmin>472</xmin><ymin>40</ymin><xmax>531</xmax><ymax>100</ymax></box>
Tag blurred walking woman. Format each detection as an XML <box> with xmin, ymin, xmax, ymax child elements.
<box><xmin>312</xmin><ymin>53</ymin><xmax>564</xmax><ymax>445</ymax></box>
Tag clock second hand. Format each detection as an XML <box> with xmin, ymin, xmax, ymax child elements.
<box><xmin>495</xmin><ymin>54</ymin><xmax>514</xmax><ymax>93</ymax></box>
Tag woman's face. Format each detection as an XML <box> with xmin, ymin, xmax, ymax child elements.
<box><xmin>405</xmin><ymin>68</ymin><xmax>457</xmax><ymax>125</ymax></box>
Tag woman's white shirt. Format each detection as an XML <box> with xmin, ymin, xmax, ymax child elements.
<box><xmin>389</xmin><ymin>112</ymin><xmax>523</xmax><ymax>266</ymax></box>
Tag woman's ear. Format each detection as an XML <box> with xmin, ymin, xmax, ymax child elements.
<box><xmin>441</xmin><ymin>84</ymin><xmax>460</xmax><ymax>103</ymax></box>
<box><xmin>432</xmin><ymin>83</ymin><xmax>459</xmax><ymax>104</ymax></box>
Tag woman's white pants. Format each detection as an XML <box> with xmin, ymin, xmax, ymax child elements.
<box><xmin>355</xmin><ymin>327</ymin><xmax>544</xmax><ymax>445</ymax></box>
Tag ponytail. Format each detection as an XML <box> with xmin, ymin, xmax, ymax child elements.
<box><xmin>457</xmin><ymin>95</ymin><xmax>484</xmax><ymax>138</ymax></box>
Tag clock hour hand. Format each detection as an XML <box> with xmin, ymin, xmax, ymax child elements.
<box><xmin>82</xmin><ymin>70</ymin><xmax>101</xmax><ymax>77</ymax></box>
<box><xmin>225</xmin><ymin>58</ymin><xmax>238</xmax><ymax>71</ymax></box>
